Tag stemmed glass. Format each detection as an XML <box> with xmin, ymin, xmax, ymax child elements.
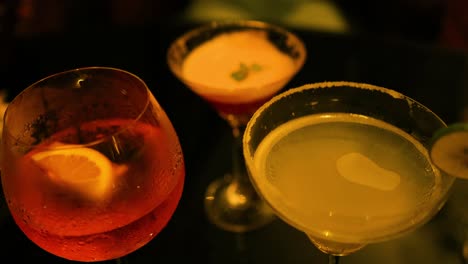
<box><xmin>167</xmin><ymin>20</ymin><xmax>306</xmax><ymax>232</ymax></box>
<box><xmin>243</xmin><ymin>81</ymin><xmax>455</xmax><ymax>263</ymax></box>
<box><xmin>0</xmin><ymin>67</ymin><xmax>185</xmax><ymax>262</ymax></box>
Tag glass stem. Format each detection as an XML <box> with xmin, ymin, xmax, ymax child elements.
<box><xmin>115</xmin><ymin>257</ymin><xmax>129</xmax><ymax>264</ymax></box>
<box><xmin>231</xmin><ymin>124</ymin><xmax>247</xmax><ymax>184</ymax></box>
<box><xmin>328</xmin><ymin>255</ymin><xmax>340</xmax><ymax>264</ymax></box>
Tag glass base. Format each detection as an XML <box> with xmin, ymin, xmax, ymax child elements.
<box><xmin>204</xmin><ymin>174</ymin><xmax>276</xmax><ymax>232</ymax></box>
<box><xmin>307</xmin><ymin>235</ymin><xmax>366</xmax><ymax>256</ymax></box>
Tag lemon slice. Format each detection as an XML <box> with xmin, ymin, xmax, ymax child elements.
<box><xmin>430</xmin><ymin>123</ymin><xmax>468</xmax><ymax>179</ymax></box>
<box><xmin>31</xmin><ymin>143</ymin><xmax>114</xmax><ymax>200</ymax></box>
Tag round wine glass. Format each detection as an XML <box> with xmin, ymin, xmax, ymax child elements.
<box><xmin>167</xmin><ymin>20</ymin><xmax>306</xmax><ymax>232</ymax></box>
<box><xmin>243</xmin><ymin>81</ymin><xmax>455</xmax><ymax>263</ymax></box>
<box><xmin>0</xmin><ymin>67</ymin><xmax>185</xmax><ymax>262</ymax></box>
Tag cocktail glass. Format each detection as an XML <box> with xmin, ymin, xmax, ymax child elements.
<box><xmin>167</xmin><ymin>20</ymin><xmax>306</xmax><ymax>232</ymax></box>
<box><xmin>243</xmin><ymin>81</ymin><xmax>455</xmax><ymax>263</ymax></box>
<box><xmin>0</xmin><ymin>67</ymin><xmax>185</xmax><ymax>262</ymax></box>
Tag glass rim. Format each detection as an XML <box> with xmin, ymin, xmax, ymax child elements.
<box><xmin>3</xmin><ymin>66</ymin><xmax>151</xmax><ymax>149</ymax></box>
<box><xmin>245</xmin><ymin>81</ymin><xmax>447</xmax><ymax>137</ymax></box>
<box><xmin>244</xmin><ymin>80</ymin><xmax>449</xmax><ymax>168</ymax></box>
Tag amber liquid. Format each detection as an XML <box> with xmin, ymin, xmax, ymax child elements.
<box><xmin>1</xmin><ymin>119</ymin><xmax>185</xmax><ymax>261</ymax></box>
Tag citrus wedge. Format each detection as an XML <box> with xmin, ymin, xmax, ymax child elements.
<box><xmin>430</xmin><ymin>123</ymin><xmax>468</xmax><ymax>179</ymax></box>
<box><xmin>31</xmin><ymin>143</ymin><xmax>114</xmax><ymax>200</ymax></box>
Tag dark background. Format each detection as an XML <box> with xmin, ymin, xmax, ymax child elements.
<box><xmin>0</xmin><ymin>1</ymin><xmax>468</xmax><ymax>263</ymax></box>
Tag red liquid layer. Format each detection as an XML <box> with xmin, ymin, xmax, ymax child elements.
<box><xmin>2</xmin><ymin>119</ymin><xmax>185</xmax><ymax>261</ymax></box>
<box><xmin>208</xmin><ymin>97</ymin><xmax>270</xmax><ymax>116</ymax></box>
<box><xmin>204</xmin><ymin>95</ymin><xmax>273</xmax><ymax>126</ymax></box>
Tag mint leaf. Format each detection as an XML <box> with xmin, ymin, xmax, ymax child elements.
<box><xmin>230</xmin><ymin>62</ymin><xmax>263</xmax><ymax>82</ymax></box>
<box><xmin>231</xmin><ymin>63</ymin><xmax>249</xmax><ymax>81</ymax></box>
<box><xmin>250</xmin><ymin>63</ymin><xmax>262</xmax><ymax>71</ymax></box>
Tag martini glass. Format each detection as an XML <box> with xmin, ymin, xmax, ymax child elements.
<box><xmin>0</xmin><ymin>67</ymin><xmax>185</xmax><ymax>262</ymax></box>
<box><xmin>243</xmin><ymin>81</ymin><xmax>455</xmax><ymax>263</ymax></box>
<box><xmin>167</xmin><ymin>20</ymin><xmax>306</xmax><ymax>232</ymax></box>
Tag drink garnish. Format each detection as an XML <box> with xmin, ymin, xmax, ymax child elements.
<box><xmin>430</xmin><ymin>122</ymin><xmax>468</xmax><ymax>179</ymax></box>
<box><xmin>31</xmin><ymin>142</ymin><xmax>120</xmax><ymax>200</ymax></box>
<box><xmin>336</xmin><ymin>152</ymin><xmax>400</xmax><ymax>191</ymax></box>
<box><xmin>231</xmin><ymin>62</ymin><xmax>263</xmax><ymax>81</ymax></box>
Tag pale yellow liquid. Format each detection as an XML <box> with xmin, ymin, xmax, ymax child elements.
<box><xmin>181</xmin><ymin>30</ymin><xmax>297</xmax><ymax>103</ymax></box>
<box><xmin>252</xmin><ymin>113</ymin><xmax>442</xmax><ymax>243</ymax></box>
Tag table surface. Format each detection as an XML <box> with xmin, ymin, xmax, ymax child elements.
<box><xmin>0</xmin><ymin>21</ymin><xmax>467</xmax><ymax>264</ymax></box>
